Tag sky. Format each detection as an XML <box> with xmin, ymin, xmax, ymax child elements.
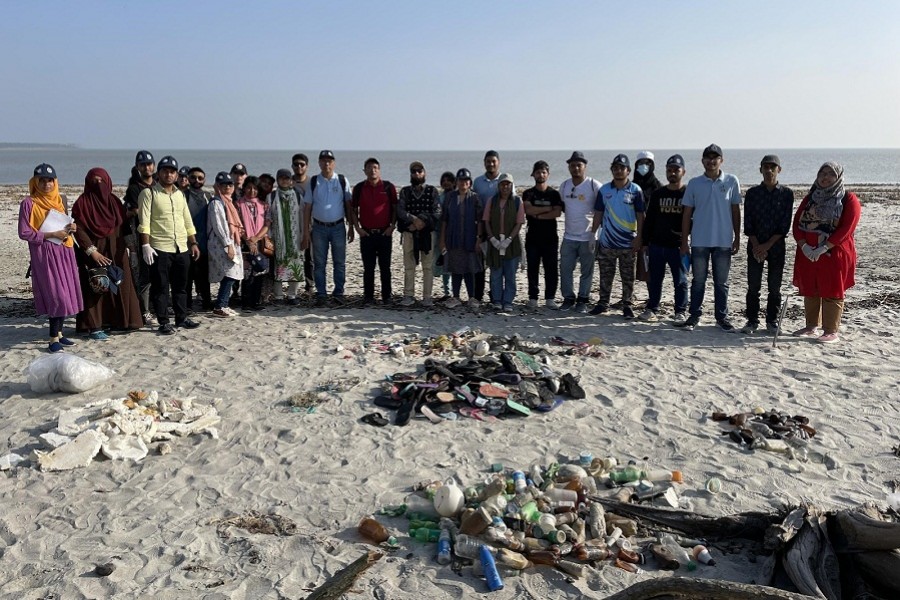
<box><xmin>3</xmin><ymin>0</ymin><xmax>900</xmax><ymax>150</ymax></box>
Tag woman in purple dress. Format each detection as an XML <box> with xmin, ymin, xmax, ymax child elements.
<box><xmin>18</xmin><ymin>164</ymin><xmax>84</xmax><ymax>353</ymax></box>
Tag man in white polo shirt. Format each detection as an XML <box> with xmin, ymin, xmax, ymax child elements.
<box><xmin>558</xmin><ymin>151</ymin><xmax>602</xmax><ymax>312</ymax></box>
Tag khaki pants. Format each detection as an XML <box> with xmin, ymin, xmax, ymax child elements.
<box><xmin>401</xmin><ymin>232</ymin><xmax>434</xmax><ymax>300</ymax></box>
<box><xmin>804</xmin><ymin>296</ymin><xmax>844</xmax><ymax>334</ymax></box>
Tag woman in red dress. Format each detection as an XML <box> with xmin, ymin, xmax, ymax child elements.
<box><xmin>791</xmin><ymin>161</ymin><xmax>861</xmax><ymax>344</ymax></box>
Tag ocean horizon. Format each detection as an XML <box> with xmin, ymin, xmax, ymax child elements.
<box><xmin>2</xmin><ymin>147</ymin><xmax>898</xmax><ymax>187</ymax></box>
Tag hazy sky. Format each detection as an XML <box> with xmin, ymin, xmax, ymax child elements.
<box><xmin>3</xmin><ymin>1</ymin><xmax>899</xmax><ymax>150</ymax></box>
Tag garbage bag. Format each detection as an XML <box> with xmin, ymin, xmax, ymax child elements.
<box><xmin>24</xmin><ymin>354</ymin><xmax>115</xmax><ymax>394</ymax></box>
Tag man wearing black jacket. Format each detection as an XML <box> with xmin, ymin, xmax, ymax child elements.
<box><xmin>123</xmin><ymin>150</ymin><xmax>156</xmax><ymax>325</ymax></box>
<box><xmin>397</xmin><ymin>161</ymin><xmax>442</xmax><ymax>307</ymax></box>
<box><xmin>640</xmin><ymin>154</ymin><xmax>689</xmax><ymax>322</ymax></box>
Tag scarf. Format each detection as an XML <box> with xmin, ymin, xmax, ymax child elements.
<box><xmin>72</xmin><ymin>167</ymin><xmax>123</xmax><ymax>238</ymax></box>
<box><xmin>28</xmin><ymin>177</ymin><xmax>73</xmax><ymax>248</ymax></box>
<box><xmin>219</xmin><ymin>191</ymin><xmax>244</xmax><ymax>245</ymax></box>
<box><xmin>271</xmin><ymin>187</ymin><xmax>299</xmax><ymax>260</ymax></box>
<box><xmin>800</xmin><ymin>161</ymin><xmax>846</xmax><ymax>236</ymax></box>
<box><xmin>237</xmin><ymin>196</ymin><xmax>266</xmax><ymax>238</ymax></box>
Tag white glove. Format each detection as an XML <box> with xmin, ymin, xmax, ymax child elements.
<box><xmin>801</xmin><ymin>243</ymin><xmax>820</xmax><ymax>262</ymax></box>
<box><xmin>809</xmin><ymin>245</ymin><xmax>829</xmax><ymax>260</ymax></box>
<box><xmin>500</xmin><ymin>238</ymin><xmax>513</xmax><ymax>250</ymax></box>
<box><xmin>490</xmin><ymin>236</ymin><xmax>502</xmax><ymax>250</ymax></box>
<box><xmin>141</xmin><ymin>244</ymin><xmax>157</xmax><ymax>265</ymax></box>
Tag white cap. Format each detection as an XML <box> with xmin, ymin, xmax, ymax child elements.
<box><xmin>636</xmin><ymin>151</ymin><xmax>655</xmax><ymax>163</ymax></box>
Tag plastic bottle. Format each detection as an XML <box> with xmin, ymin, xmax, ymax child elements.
<box><xmin>519</xmin><ymin>501</ymin><xmax>541</xmax><ymax>523</ymax></box>
<box><xmin>537</xmin><ymin>513</ymin><xmax>557</xmax><ymax>530</ymax></box>
<box><xmin>576</xmin><ymin>543</ymin><xmax>610</xmax><ymax>561</ymax></box>
<box><xmin>512</xmin><ymin>470</ymin><xmax>527</xmax><ymax>494</ymax></box>
<box><xmin>472</xmin><ymin>560</ymin><xmax>522</xmax><ymax>579</ymax></box>
<box><xmin>587</xmin><ymin>503</ymin><xmax>607</xmax><ymax>540</ymax></box>
<box><xmin>609</xmin><ymin>466</ymin><xmax>645</xmax><ymax>484</ymax></box>
<box><xmin>556</xmin><ymin>559</ymin><xmax>584</xmax><ymax>578</ymax></box>
<box><xmin>410</xmin><ymin>527</ymin><xmax>441</xmax><ymax>542</ymax></box>
<box><xmin>481</xmin><ymin>545</ymin><xmax>504</xmax><ymax>591</ymax></box>
<box><xmin>455</xmin><ymin>534</ymin><xmax>497</xmax><ymax>560</ymax></box>
<box><xmin>481</xmin><ymin>475</ymin><xmax>506</xmax><ymax>500</ymax></box>
<box><xmin>358</xmin><ymin>516</ymin><xmax>391</xmax><ymax>544</ymax></box>
<box><xmin>527</xmin><ymin>549</ymin><xmax>560</xmax><ymax>566</ymax></box>
<box><xmin>408</xmin><ymin>519</ymin><xmax>439</xmax><ymax>531</ymax></box>
<box><xmin>480</xmin><ymin>493</ymin><xmax>508</xmax><ymax>517</ymax></box>
<box><xmin>496</xmin><ymin>548</ymin><xmax>530</xmax><ymax>570</ymax></box>
<box><xmin>604</xmin><ymin>526</ymin><xmax>623</xmax><ymax>547</ymax></box>
<box><xmin>646</xmin><ymin>469</ymin><xmax>684</xmax><ymax>483</ymax></box>
<box><xmin>528</xmin><ymin>464</ymin><xmax>544</xmax><ymax>487</ymax></box>
<box><xmin>459</xmin><ymin>507</ymin><xmax>492</xmax><ymax>535</ymax></box>
<box><xmin>692</xmin><ymin>545</ymin><xmax>716</xmax><ymax>566</ymax></box>
<box><xmin>404</xmin><ymin>494</ymin><xmax>440</xmax><ymax>518</ymax></box>
<box><xmin>660</xmin><ymin>534</ymin><xmax>697</xmax><ymax>570</ymax></box>
<box><xmin>544</xmin><ymin>487</ymin><xmax>578</xmax><ymax>504</ymax></box>
<box><xmin>436</xmin><ymin>527</ymin><xmax>452</xmax><ymax>565</ymax></box>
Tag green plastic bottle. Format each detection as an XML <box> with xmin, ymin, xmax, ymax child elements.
<box><xmin>410</xmin><ymin>527</ymin><xmax>441</xmax><ymax>542</ymax></box>
<box><xmin>609</xmin><ymin>466</ymin><xmax>645</xmax><ymax>484</ymax></box>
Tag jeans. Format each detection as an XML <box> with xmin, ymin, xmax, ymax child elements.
<box><xmin>647</xmin><ymin>245</ymin><xmax>688</xmax><ymax>313</ymax></box>
<box><xmin>360</xmin><ymin>230</ymin><xmax>393</xmax><ymax>301</ymax></box>
<box><xmin>689</xmin><ymin>247</ymin><xmax>732</xmax><ymax>321</ymax></box>
<box><xmin>312</xmin><ymin>221</ymin><xmax>347</xmax><ymax>297</ymax></box>
<box><xmin>490</xmin><ymin>257</ymin><xmax>520</xmax><ymax>305</ymax></box>
<box><xmin>216</xmin><ymin>277</ymin><xmax>238</xmax><ymax>309</ymax></box>
<box><xmin>745</xmin><ymin>245</ymin><xmax>785</xmax><ymax>325</ymax></box>
<box><xmin>559</xmin><ymin>239</ymin><xmax>594</xmax><ymax>302</ymax></box>
<box><xmin>526</xmin><ymin>236</ymin><xmax>559</xmax><ymax>300</ymax></box>
<box><xmin>150</xmin><ymin>249</ymin><xmax>190</xmax><ymax>325</ymax></box>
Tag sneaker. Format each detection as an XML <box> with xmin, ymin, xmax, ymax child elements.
<box><xmin>158</xmin><ymin>323</ymin><xmax>176</xmax><ymax>335</ymax></box>
<box><xmin>638</xmin><ymin>309</ymin><xmax>658</xmax><ymax>322</ymax></box>
<box><xmin>381</xmin><ymin>297</ymin><xmax>393</xmax><ymax>307</ymax></box>
<box><xmin>623</xmin><ymin>306</ymin><xmax>635</xmax><ymax>320</ymax></box>
<box><xmin>212</xmin><ymin>308</ymin><xmax>231</xmax><ymax>318</ymax></box>
<box><xmin>502</xmin><ymin>303</ymin><xmax>514</xmax><ymax>312</ymax></box>
<box><xmin>674</xmin><ymin>314</ymin><xmax>700</xmax><ymax>330</ymax></box>
<box><xmin>741</xmin><ymin>321</ymin><xmax>759</xmax><ymax>334</ymax></box>
<box><xmin>444</xmin><ymin>297</ymin><xmax>461</xmax><ymax>309</ymax></box>
<box><xmin>143</xmin><ymin>312</ymin><xmax>157</xmax><ymax>326</ymax></box>
<box><xmin>817</xmin><ymin>332</ymin><xmax>840</xmax><ymax>344</ymax></box>
<box><xmin>332</xmin><ymin>295</ymin><xmax>346</xmax><ymax>305</ymax></box>
<box><xmin>716</xmin><ymin>319</ymin><xmax>736</xmax><ymax>332</ymax></box>
<box><xmin>526</xmin><ymin>299</ymin><xmax>539</xmax><ymax>309</ymax></box>
<box><xmin>420</xmin><ymin>297</ymin><xmax>433</xmax><ymax>307</ymax></box>
<box><xmin>766</xmin><ymin>322</ymin><xmax>779</xmax><ymax>333</ymax></box>
<box><xmin>88</xmin><ymin>331</ymin><xmax>109</xmax><ymax>341</ymax></box>
<box><xmin>574</xmin><ymin>302</ymin><xmax>588</xmax><ymax>314</ymax></box>
<box><xmin>673</xmin><ymin>311</ymin><xmax>687</xmax><ymax>324</ymax></box>
<box><xmin>361</xmin><ymin>297</ymin><xmax>375</xmax><ymax>306</ymax></box>
<box><xmin>559</xmin><ymin>298</ymin><xmax>576</xmax><ymax>311</ymax></box>
<box><xmin>491</xmin><ymin>303</ymin><xmax>503</xmax><ymax>311</ymax></box>
<box><xmin>48</xmin><ymin>341</ymin><xmax>64</xmax><ymax>353</ymax></box>
<box><xmin>226</xmin><ymin>307</ymin><xmax>240</xmax><ymax>317</ymax></box>
<box><xmin>467</xmin><ymin>298</ymin><xmax>480</xmax><ymax>309</ymax></box>
<box><xmin>288</xmin><ymin>297</ymin><xmax>302</xmax><ymax>306</ymax></box>
<box><xmin>58</xmin><ymin>336</ymin><xmax>77</xmax><ymax>346</ymax></box>
<box><xmin>177</xmin><ymin>318</ymin><xmax>201</xmax><ymax>329</ymax></box>
<box><xmin>792</xmin><ymin>326</ymin><xmax>819</xmax><ymax>337</ymax></box>
<box><xmin>589</xmin><ymin>304</ymin><xmax>608</xmax><ymax>316</ymax></box>
<box><xmin>315</xmin><ymin>296</ymin><xmax>327</xmax><ymax>307</ymax></box>
<box><xmin>545</xmin><ymin>299</ymin><xmax>560</xmax><ymax>310</ymax></box>
<box><xmin>399</xmin><ymin>296</ymin><xmax>416</xmax><ymax>307</ymax></box>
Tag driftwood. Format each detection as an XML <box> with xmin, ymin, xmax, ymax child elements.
<box><xmin>602</xmin><ymin>577</ymin><xmax>813</xmax><ymax>600</ymax></box>
<box><xmin>304</xmin><ymin>550</ymin><xmax>383</xmax><ymax>600</ymax></box>
<box><xmin>852</xmin><ymin>549</ymin><xmax>900</xmax><ymax>596</ymax></box>
<box><xmin>832</xmin><ymin>509</ymin><xmax>900</xmax><ymax>552</ymax></box>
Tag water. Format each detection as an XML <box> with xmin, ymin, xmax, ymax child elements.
<box><xmin>1</xmin><ymin>147</ymin><xmax>898</xmax><ymax>187</ymax></box>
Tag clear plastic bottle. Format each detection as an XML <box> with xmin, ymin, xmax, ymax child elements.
<box><xmin>660</xmin><ymin>533</ymin><xmax>697</xmax><ymax>570</ymax></box>
<box><xmin>480</xmin><ymin>493</ymin><xmax>508</xmax><ymax>517</ymax></box>
<box><xmin>455</xmin><ymin>534</ymin><xmax>497</xmax><ymax>560</ymax></box>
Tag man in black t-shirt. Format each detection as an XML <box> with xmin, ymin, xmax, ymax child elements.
<box><xmin>522</xmin><ymin>160</ymin><xmax>563</xmax><ymax>309</ymax></box>
<box><xmin>640</xmin><ymin>154</ymin><xmax>689</xmax><ymax>322</ymax></box>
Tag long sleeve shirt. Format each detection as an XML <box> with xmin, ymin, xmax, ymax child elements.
<box><xmin>137</xmin><ymin>184</ymin><xmax>196</xmax><ymax>253</ymax></box>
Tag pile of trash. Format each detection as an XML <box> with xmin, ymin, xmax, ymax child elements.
<box><xmin>357</xmin><ymin>456</ymin><xmax>715</xmax><ymax>592</ymax></box>
<box><xmin>363</xmin><ymin>350</ymin><xmax>587</xmax><ymax>426</ymax></box>
<box><xmin>0</xmin><ymin>390</ymin><xmax>220</xmax><ymax>472</ymax></box>
<box><xmin>711</xmin><ymin>408</ymin><xmax>818</xmax><ymax>462</ymax></box>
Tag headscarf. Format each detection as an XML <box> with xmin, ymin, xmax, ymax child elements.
<box><xmin>799</xmin><ymin>161</ymin><xmax>846</xmax><ymax>235</ymax></box>
<box><xmin>28</xmin><ymin>176</ymin><xmax>73</xmax><ymax>248</ymax></box>
<box><xmin>216</xmin><ymin>186</ymin><xmax>244</xmax><ymax>245</ymax></box>
<box><xmin>72</xmin><ymin>167</ymin><xmax>124</xmax><ymax>238</ymax></box>
<box><xmin>236</xmin><ymin>195</ymin><xmax>267</xmax><ymax>239</ymax></box>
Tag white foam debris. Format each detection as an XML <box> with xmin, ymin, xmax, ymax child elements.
<box><xmin>36</xmin><ymin>429</ymin><xmax>103</xmax><ymax>472</ymax></box>
<box><xmin>0</xmin><ymin>453</ymin><xmax>25</xmax><ymax>470</ymax></box>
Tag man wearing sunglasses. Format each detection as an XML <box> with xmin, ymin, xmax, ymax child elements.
<box><xmin>291</xmin><ymin>152</ymin><xmax>315</xmax><ymax>294</ymax></box>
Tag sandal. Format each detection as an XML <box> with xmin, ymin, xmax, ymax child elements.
<box><xmin>361</xmin><ymin>412</ymin><xmax>389</xmax><ymax>427</ymax></box>
<box><xmin>560</xmin><ymin>373</ymin><xmax>586</xmax><ymax>399</ymax></box>
<box><xmin>374</xmin><ymin>395</ymin><xmax>403</xmax><ymax>410</ymax></box>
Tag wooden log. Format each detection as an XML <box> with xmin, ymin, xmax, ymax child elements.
<box><xmin>601</xmin><ymin>577</ymin><xmax>815</xmax><ymax>600</ymax></box>
<box><xmin>831</xmin><ymin>510</ymin><xmax>900</xmax><ymax>553</ymax></box>
<box><xmin>782</xmin><ymin>518</ymin><xmax>827</xmax><ymax>599</ymax></box>
<box><xmin>852</xmin><ymin>549</ymin><xmax>900</xmax><ymax>596</ymax></box>
<box><xmin>304</xmin><ymin>551</ymin><xmax>383</xmax><ymax>600</ymax></box>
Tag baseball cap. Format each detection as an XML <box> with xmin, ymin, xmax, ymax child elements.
<box><xmin>666</xmin><ymin>154</ymin><xmax>686</xmax><ymax>169</ymax></box>
<box><xmin>319</xmin><ymin>150</ymin><xmax>335</xmax><ymax>161</ymax></box>
<box><xmin>611</xmin><ymin>153</ymin><xmax>631</xmax><ymax>169</ymax></box>
<box><xmin>409</xmin><ymin>161</ymin><xmax>425</xmax><ymax>172</ymax></box>
<box><xmin>33</xmin><ymin>163</ymin><xmax>57</xmax><ymax>179</ymax></box>
<box><xmin>566</xmin><ymin>151</ymin><xmax>588</xmax><ymax>164</ymax></box>
<box><xmin>215</xmin><ymin>172</ymin><xmax>234</xmax><ymax>185</ymax></box>
<box><xmin>636</xmin><ymin>151</ymin><xmax>655</xmax><ymax>163</ymax></box>
<box><xmin>455</xmin><ymin>168</ymin><xmax>472</xmax><ymax>181</ymax></box>
<box><xmin>702</xmin><ymin>144</ymin><xmax>723</xmax><ymax>158</ymax></box>
<box><xmin>760</xmin><ymin>154</ymin><xmax>781</xmax><ymax>167</ymax></box>
<box><xmin>135</xmin><ymin>150</ymin><xmax>154</xmax><ymax>166</ymax></box>
<box><xmin>498</xmin><ymin>173</ymin><xmax>514</xmax><ymax>186</ymax></box>
<box><xmin>276</xmin><ymin>168</ymin><xmax>292</xmax><ymax>180</ymax></box>
<box><xmin>230</xmin><ymin>163</ymin><xmax>247</xmax><ymax>175</ymax></box>
<box><xmin>158</xmin><ymin>156</ymin><xmax>178</xmax><ymax>170</ymax></box>
<box><xmin>178</xmin><ymin>166</ymin><xmax>191</xmax><ymax>177</ymax></box>
<box><xmin>531</xmin><ymin>160</ymin><xmax>550</xmax><ymax>175</ymax></box>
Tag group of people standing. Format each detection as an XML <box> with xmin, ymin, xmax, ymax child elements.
<box><xmin>18</xmin><ymin>145</ymin><xmax>860</xmax><ymax>351</ymax></box>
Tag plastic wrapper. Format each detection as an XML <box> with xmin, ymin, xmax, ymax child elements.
<box><xmin>25</xmin><ymin>354</ymin><xmax>115</xmax><ymax>394</ymax></box>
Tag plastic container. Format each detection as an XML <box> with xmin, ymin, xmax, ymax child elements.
<box><xmin>692</xmin><ymin>545</ymin><xmax>716</xmax><ymax>566</ymax></box>
<box><xmin>579</xmin><ymin>451</ymin><xmax>593</xmax><ymax>468</ymax></box>
<box><xmin>455</xmin><ymin>534</ymin><xmax>497</xmax><ymax>560</ymax></box>
<box><xmin>433</xmin><ymin>480</ymin><xmax>465</xmax><ymax>517</ymax></box>
<box><xmin>481</xmin><ymin>545</ymin><xmax>504</xmax><ymax>591</ymax></box>
<box><xmin>460</xmin><ymin>507</ymin><xmax>493</xmax><ymax>535</ymax></box>
<box><xmin>358</xmin><ymin>516</ymin><xmax>391</xmax><ymax>544</ymax></box>
<box><xmin>437</xmin><ymin>528</ymin><xmax>452</xmax><ymax>564</ymax></box>
<box><xmin>512</xmin><ymin>470</ymin><xmax>527</xmax><ymax>494</ymax></box>
<box><xmin>544</xmin><ymin>487</ymin><xmax>578</xmax><ymax>504</ymax></box>
<box><xmin>480</xmin><ymin>493</ymin><xmax>508</xmax><ymax>517</ymax></box>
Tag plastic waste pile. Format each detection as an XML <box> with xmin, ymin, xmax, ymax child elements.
<box><xmin>24</xmin><ymin>353</ymin><xmax>115</xmax><ymax>394</ymax></box>
<box><xmin>369</xmin><ymin>349</ymin><xmax>587</xmax><ymax>426</ymax></box>
<box><xmin>356</xmin><ymin>456</ymin><xmax>716</xmax><ymax>592</ymax></box>
<box><xmin>0</xmin><ymin>390</ymin><xmax>220</xmax><ymax>472</ymax></box>
<box><xmin>711</xmin><ymin>408</ymin><xmax>817</xmax><ymax>462</ymax></box>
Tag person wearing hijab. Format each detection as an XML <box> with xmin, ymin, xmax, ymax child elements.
<box><xmin>791</xmin><ymin>161</ymin><xmax>861</xmax><ymax>344</ymax></box>
<box><xmin>633</xmin><ymin>151</ymin><xmax>661</xmax><ymax>285</ymax></box>
<box><xmin>439</xmin><ymin>168</ymin><xmax>484</xmax><ymax>309</ymax></box>
<box><xmin>207</xmin><ymin>172</ymin><xmax>245</xmax><ymax>317</ymax></box>
<box><xmin>71</xmin><ymin>168</ymin><xmax>143</xmax><ymax>338</ymax></box>
<box><xmin>18</xmin><ymin>163</ymin><xmax>83</xmax><ymax>352</ymax></box>
<box><xmin>268</xmin><ymin>169</ymin><xmax>306</xmax><ymax>305</ymax></box>
<box><xmin>235</xmin><ymin>176</ymin><xmax>270</xmax><ymax>310</ymax></box>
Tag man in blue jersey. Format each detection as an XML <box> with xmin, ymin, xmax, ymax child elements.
<box><xmin>589</xmin><ymin>154</ymin><xmax>645</xmax><ymax>319</ymax></box>
<box><xmin>676</xmin><ymin>144</ymin><xmax>742</xmax><ymax>331</ymax></box>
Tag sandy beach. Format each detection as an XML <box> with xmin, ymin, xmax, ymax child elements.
<box><xmin>1</xmin><ymin>183</ymin><xmax>899</xmax><ymax>599</ymax></box>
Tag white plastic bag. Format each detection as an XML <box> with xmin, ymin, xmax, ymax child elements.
<box><xmin>25</xmin><ymin>354</ymin><xmax>115</xmax><ymax>394</ymax></box>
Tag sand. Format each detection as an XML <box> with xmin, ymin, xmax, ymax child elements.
<box><xmin>1</xmin><ymin>183</ymin><xmax>899</xmax><ymax>599</ymax></box>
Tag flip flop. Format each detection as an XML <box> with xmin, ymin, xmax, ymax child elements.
<box><xmin>361</xmin><ymin>412</ymin><xmax>389</xmax><ymax>427</ymax></box>
<box><xmin>458</xmin><ymin>407</ymin><xmax>497</xmax><ymax>422</ymax></box>
<box><xmin>506</xmin><ymin>399</ymin><xmax>532</xmax><ymax>416</ymax></box>
<box><xmin>534</xmin><ymin>397</ymin><xmax>564</xmax><ymax>412</ymax></box>
<box><xmin>435</xmin><ymin>391</ymin><xmax>455</xmax><ymax>403</ymax></box>
<box><xmin>374</xmin><ymin>395</ymin><xmax>403</xmax><ymax>410</ymax></box>
<box><xmin>479</xmin><ymin>383</ymin><xmax>509</xmax><ymax>399</ymax></box>
<box><xmin>419</xmin><ymin>405</ymin><xmax>443</xmax><ymax>424</ymax></box>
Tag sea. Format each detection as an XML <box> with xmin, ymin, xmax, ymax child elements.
<box><xmin>1</xmin><ymin>148</ymin><xmax>898</xmax><ymax>187</ymax></box>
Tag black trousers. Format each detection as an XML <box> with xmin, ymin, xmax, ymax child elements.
<box><xmin>745</xmin><ymin>244</ymin><xmax>786</xmax><ymax>325</ymax></box>
<box><xmin>187</xmin><ymin>251</ymin><xmax>212</xmax><ymax>309</ymax></box>
<box><xmin>150</xmin><ymin>250</ymin><xmax>190</xmax><ymax>325</ymax></box>
<box><xmin>242</xmin><ymin>275</ymin><xmax>264</xmax><ymax>308</ymax></box>
<box><xmin>360</xmin><ymin>231</ymin><xmax>393</xmax><ymax>301</ymax></box>
<box><xmin>526</xmin><ymin>237</ymin><xmax>559</xmax><ymax>300</ymax></box>
<box><xmin>304</xmin><ymin>247</ymin><xmax>314</xmax><ymax>291</ymax></box>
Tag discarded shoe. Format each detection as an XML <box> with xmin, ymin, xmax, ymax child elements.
<box><xmin>361</xmin><ymin>412</ymin><xmax>389</xmax><ymax>427</ymax></box>
<box><xmin>374</xmin><ymin>395</ymin><xmax>403</xmax><ymax>410</ymax></box>
<box><xmin>560</xmin><ymin>373</ymin><xmax>586</xmax><ymax>399</ymax></box>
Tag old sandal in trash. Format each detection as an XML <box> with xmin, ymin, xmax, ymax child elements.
<box><xmin>361</xmin><ymin>412</ymin><xmax>389</xmax><ymax>427</ymax></box>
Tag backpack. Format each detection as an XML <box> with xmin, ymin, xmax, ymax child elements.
<box><xmin>309</xmin><ymin>173</ymin><xmax>348</xmax><ymax>198</ymax></box>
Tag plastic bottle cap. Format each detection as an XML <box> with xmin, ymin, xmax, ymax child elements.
<box><xmin>671</xmin><ymin>470</ymin><xmax>683</xmax><ymax>483</ymax></box>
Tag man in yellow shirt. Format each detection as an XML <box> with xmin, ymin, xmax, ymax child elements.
<box><xmin>138</xmin><ymin>155</ymin><xmax>202</xmax><ymax>335</ymax></box>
